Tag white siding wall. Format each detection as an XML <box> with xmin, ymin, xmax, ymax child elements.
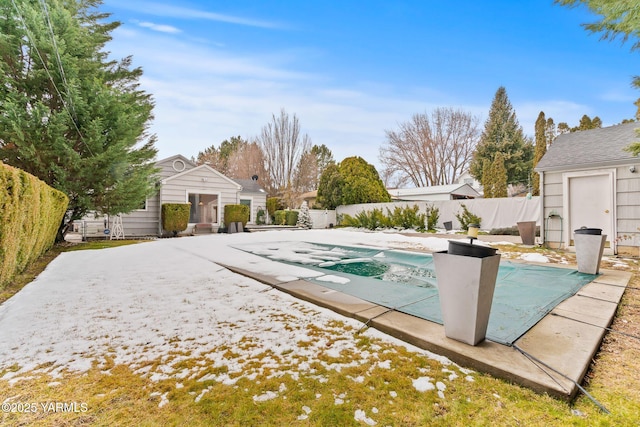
<box><xmin>119</xmin><ymin>193</ymin><xmax>161</xmax><ymax>236</ymax></box>
<box><xmin>161</xmin><ymin>167</ymin><xmax>239</xmax><ymax>234</ymax></box>
<box><xmin>616</xmin><ymin>165</ymin><xmax>640</xmax><ymax>250</ymax></box>
<box><xmin>239</xmin><ymin>191</ymin><xmax>267</xmax><ymax>224</ymax></box>
<box><xmin>541</xmin><ymin>165</ymin><xmax>640</xmax><ymax>252</ymax></box>
<box><xmin>541</xmin><ymin>171</ymin><xmax>564</xmax><ymax>246</ymax></box>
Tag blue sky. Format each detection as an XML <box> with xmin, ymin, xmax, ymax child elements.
<box><xmin>100</xmin><ymin>0</ymin><xmax>640</xmax><ymax>168</ymax></box>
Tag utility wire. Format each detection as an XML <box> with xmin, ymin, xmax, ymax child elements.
<box><xmin>39</xmin><ymin>0</ymin><xmax>76</xmax><ymax>120</ymax></box>
<box><xmin>10</xmin><ymin>0</ymin><xmax>92</xmax><ymax>156</ymax></box>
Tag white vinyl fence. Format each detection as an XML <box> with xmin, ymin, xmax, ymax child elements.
<box><xmin>308</xmin><ymin>209</ymin><xmax>337</xmax><ymax>229</ymax></box>
<box><xmin>336</xmin><ymin>197</ymin><xmax>540</xmax><ymax>231</ymax></box>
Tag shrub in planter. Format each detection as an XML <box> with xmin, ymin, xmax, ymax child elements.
<box><xmin>256</xmin><ymin>209</ymin><xmax>266</xmax><ymax>225</ymax></box>
<box><xmin>162</xmin><ymin>203</ymin><xmax>190</xmax><ymax>237</ymax></box>
<box><xmin>224</xmin><ymin>204</ymin><xmax>250</xmax><ymax>228</ymax></box>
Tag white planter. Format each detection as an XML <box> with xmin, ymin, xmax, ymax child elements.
<box><xmin>433</xmin><ymin>251</ymin><xmax>501</xmax><ymax>345</ymax></box>
<box><xmin>574</xmin><ymin>233</ymin><xmax>607</xmax><ymax>274</ymax></box>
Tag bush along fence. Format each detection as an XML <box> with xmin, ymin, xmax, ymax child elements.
<box><xmin>336</xmin><ymin>197</ymin><xmax>540</xmax><ymax>231</ymax></box>
<box><xmin>340</xmin><ymin>204</ymin><xmax>439</xmax><ymax>232</ymax></box>
<box><xmin>0</xmin><ymin>162</ymin><xmax>68</xmax><ymax>289</ymax></box>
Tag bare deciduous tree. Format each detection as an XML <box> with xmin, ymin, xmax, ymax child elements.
<box><xmin>379</xmin><ymin>108</ymin><xmax>480</xmax><ymax>187</ymax></box>
<box><xmin>226</xmin><ymin>141</ymin><xmax>268</xmax><ymax>181</ymax></box>
<box><xmin>256</xmin><ymin>109</ymin><xmax>311</xmax><ymax>199</ymax></box>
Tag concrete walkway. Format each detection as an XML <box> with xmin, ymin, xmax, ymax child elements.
<box><xmin>223</xmin><ymin>262</ymin><xmax>630</xmax><ymax>400</ymax></box>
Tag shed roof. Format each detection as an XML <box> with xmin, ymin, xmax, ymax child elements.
<box><xmin>535</xmin><ymin>122</ymin><xmax>640</xmax><ymax>172</ymax></box>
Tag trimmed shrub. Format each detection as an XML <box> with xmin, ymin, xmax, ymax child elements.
<box><xmin>224</xmin><ymin>204</ymin><xmax>250</xmax><ymax>228</ymax></box>
<box><xmin>285</xmin><ymin>210</ymin><xmax>299</xmax><ymax>226</ymax></box>
<box><xmin>267</xmin><ymin>197</ymin><xmax>283</xmax><ymax>223</ymax></box>
<box><xmin>0</xmin><ymin>162</ymin><xmax>68</xmax><ymax>289</ymax></box>
<box><xmin>274</xmin><ymin>210</ymin><xmax>287</xmax><ymax>225</ymax></box>
<box><xmin>455</xmin><ymin>203</ymin><xmax>482</xmax><ymax>231</ymax></box>
<box><xmin>161</xmin><ymin>203</ymin><xmax>190</xmax><ymax>236</ymax></box>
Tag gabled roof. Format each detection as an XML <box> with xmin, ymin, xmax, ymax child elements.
<box><xmin>232</xmin><ymin>178</ymin><xmax>266</xmax><ymax>194</ymax></box>
<box><xmin>161</xmin><ymin>163</ymin><xmax>242</xmax><ymax>189</ymax></box>
<box><xmin>155</xmin><ymin>154</ymin><xmax>196</xmax><ymax>168</ymax></box>
<box><xmin>535</xmin><ymin>122</ymin><xmax>640</xmax><ymax>172</ymax></box>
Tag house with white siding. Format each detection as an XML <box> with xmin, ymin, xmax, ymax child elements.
<box><xmin>535</xmin><ymin>122</ymin><xmax>640</xmax><ymax>255</ymax></box>
<box><xmin>88</xmin><ymin>155</ymin><xmax>267</xmax><ymax>238</ymax></box>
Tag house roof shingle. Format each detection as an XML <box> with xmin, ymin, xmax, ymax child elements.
<box><xmin>232</xmin><ymin>178</ymin><xmax>266</xmax><ymax>193</ymax></box>
<box><xmin>535</xmin><ymin>122</ymin><xmax>640</xmax><ymax>172</ymax></box>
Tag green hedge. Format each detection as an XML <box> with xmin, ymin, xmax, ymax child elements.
<box><xmin>0</xmin><ymin>162</ymin><xmax>68</xmax><ymax>289</ymax></box>
<box><xmin>224</xmin><ymin>204</ymin><xmax>250</xmax><ymax>228</ymax></box>
<box><xmin>274</xmin><ymin>210</ymin><xmax>287</xmax><ymax>225</ymax></box>
<box><xmin>273</xmin><ymin>210</ymin><xmax>299</xmax><ymax>226</ymax></box>
<box><xmin>161</xmin><ymin>203</ymin><xmax>190</xmax><ymax>236</ymax></box>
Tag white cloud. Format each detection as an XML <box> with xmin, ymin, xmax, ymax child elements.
<box><xmin>137</xmin><ymin>21</ymin><xmax>181</xmax><ymax>34</ymax></box>
<box><xmin>107</xmin><ymin>1</ymin><xmax>283</xmax><ymax>29</ymax></box>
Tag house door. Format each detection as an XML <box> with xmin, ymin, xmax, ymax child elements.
<box><xmin>565</xmin><ymin>171</ymin><xmax>614</xmax><ymax>249</ymax></box>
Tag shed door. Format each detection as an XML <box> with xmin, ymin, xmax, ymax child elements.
<box><xmin>566</xmin><ymin>172</ymin><xmax>614</xmax><ymax>248</ymax></box>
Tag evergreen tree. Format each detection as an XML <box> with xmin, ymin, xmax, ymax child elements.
<box><xmin>317</xmin><ymin>157</ymin><xmax>390</xmax><ymax>209</ymax></box>
<box><xmin>296</xmin><ymin>201</ymin><xmax>313</xmax><ymax>229</ymax></box>
<box><xmin>316</xmin><ymin>163</ymin><xmax>343</xmax><ymax>209</ymax></box>
<box><xmin>469</xmin><ymin>87</ymin><xmax>534</xmax><ymax>187</ymax></box>
<box><xmin>0</xmin><ymin>0</ymin><xmax>157</xmax><ymax>240</ymax></box>
<box><xmin>571</xmin><ymin>114</ymin><xmax>602</xmax><ymax>132</ymax></box>
<box><xmin>532</xmin><ymin>111</ymin><xmax>548</xmax><ymax>196</ymax></box>
<box><xmin>557</xmin><ymin>0</ymin><xmax>640</xmax><ymax>153</ymax></box>
<box><xmin>339</xmin><ymin>157</ymin><xmax>391</xmax><ymax>206</ymax></box>
<box><xmin>492</xmin><ymin>153</ymin><xmax>508</xmax><ymax>198</ymax></box>
<box><xmin>481</xmin><ymin>159</ymin><xmax>494</xmax><ymax>198</ymax></box>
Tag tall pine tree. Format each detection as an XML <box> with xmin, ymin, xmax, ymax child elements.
<box><xmin>0</xmin><ymin>0</ymin><xmax>158</xmax><ymax>240</ymax></box>
<box><xmin>532</xmin><ymin>111</ymin><xmax>548</xmax><ymax>196</ymax></box>
<box><xmin>492</xmin><ymin>153</ymin><xmax>508</xmax><ymax>198</ymax></box>
<box><xmin>470</xmin><ymin>87</ymin><xmax>533</xmax><ymax>188</ymax></box>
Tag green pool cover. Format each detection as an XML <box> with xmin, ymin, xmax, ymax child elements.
<box><xmin>234</xmin><ymin>241</ymin><xmax>597</xmax><ymax>345</ymax></box>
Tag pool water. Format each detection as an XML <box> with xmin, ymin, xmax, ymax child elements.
<box><xmin>234</xmin><ymin>241</ymin><xmax>597</xmax><ymax>345</ymax></box>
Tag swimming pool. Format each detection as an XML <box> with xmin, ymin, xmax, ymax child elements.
<box><xmin>234</xmin><ymin>241</ymin><xmax>597</xmax><ymax>345</ymax></box>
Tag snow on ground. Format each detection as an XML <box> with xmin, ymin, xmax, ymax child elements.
<box><xmin>0</xmin><ymin>229</ymin><xmax>459</xmax><ymax>395</ymax></box>
<box><xmin>519</xmin><ymin>253</ymin><xmax>550</xmax><ymax>263</ymax></box>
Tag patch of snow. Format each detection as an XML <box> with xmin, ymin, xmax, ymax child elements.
<box><xmin>519</xmin><ymin>253</ymin><xmax>549</xmax><ymax>263</ymax></box>
<box><xmin>412</xmin><ymin>377</ymin><xmax>435</xmax><ymax>392</ymax></box>
<box><xmin>354</xmin><ymin>409</ymin><xmax>377</xmax><ymax>425</ymax></box>
<box><xmin>158</xmin><ymin>392</ymin><xmax>169</xmax><ymax>408</ymax></box>
<box><xmin>253</xmin><ymin>390</ymin><xmax>278</xmax><ymax>402</ymax></box>
<box><xmin>315</xmin><ymin>275</ymin><xmax>350</xmax><ymax>284</ymax></box>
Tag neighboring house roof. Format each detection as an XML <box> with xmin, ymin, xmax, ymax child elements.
<box><xmin>232</xmin><ymin>178</ymin><xmax>266</xmax><ymax>194</ymax></box>
<box><xmin>388</xmin><ymin>183</ymin><xmax>480</xmax><ymax>199</ymax></box>
<box><xmin>535</xmin><ymin>122</ymin><xmax>640</xmax><ymax>172</ymax></box>
<box><xmin>161</xmin><ymin>163</ymin><xmax>242</xmax><ymax>189</ymax></box>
